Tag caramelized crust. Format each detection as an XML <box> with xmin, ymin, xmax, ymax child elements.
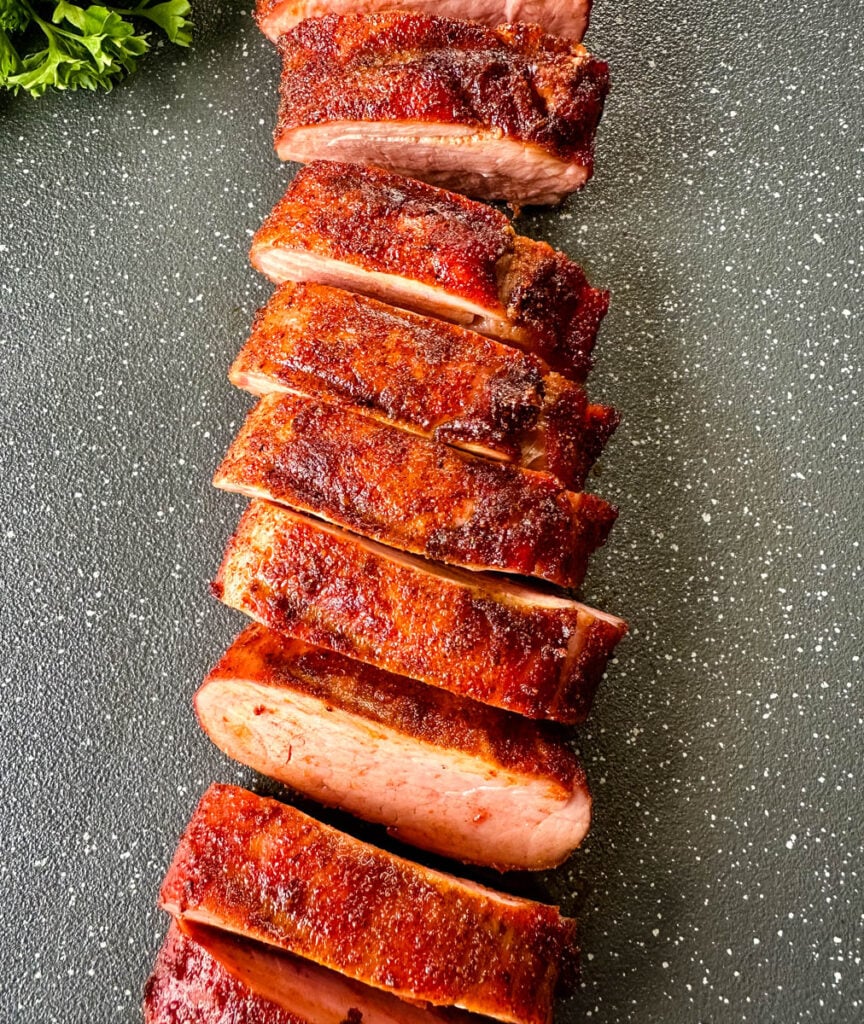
<box><xmin>159</xmin><ymin>785</ymin><xmax>579</xmax><ymax>1024</ymax></box>
<box><xmin>145</xmin><ymin>921</ymin><xmax>469</xmax><ymax>1024</ymax></box>
<box><xmin>255</xmin><ymin>0</ymin><xmax>592</xmax><ymax>47</ymax></box>
<box><xmin>196</xmin><ymin>624</ymin><xmax>592</xmax><ymax>869</ymax></box>
<box><xmin>214</xmin><ymin>393</ymin><xmax>616</xmax><ymax>587</ymax></box>
<box><xmin>212</xmin><ymin>501</ymin><xmax>627</xmax><ymax>722</ymax></box>
<box><xmin>229</xmin><ymin>282</ymin><xmax>616</xmax><ymax>489</ymax></box>
<box><xmin>250</xmin><ymin>162</ymin><xmax>609</xmax><ymax>381</ymax></box>
<box><xmin>500</xmin><ymin>235</ymin><xmax>610</xmax><ymax>382</ymax></box>
<box><xmin>144</xmin><ymin>922</ymin><xmax>304</xmax><ymax>1024</ymax></box>
<box><xmin>204</xmin><ymin>624</ymin><xmax>584</xmax><ymax>791</ymax></box>
<box><xmin>273</xmin><ymin>14</ymin><xmax>608</xmax><ymax>203</ymax></box>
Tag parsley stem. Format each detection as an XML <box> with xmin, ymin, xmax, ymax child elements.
<box><xmin>20</xmin><ymin>0</ymin><xmax>61</xmax><ymax>52</ymax></box>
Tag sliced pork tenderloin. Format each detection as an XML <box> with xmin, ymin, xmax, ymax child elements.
<box><xmin>144</xmin><ymin>920</ymin><xmax>470</xmax><ymax>1024</ymax></box>
<box><xmin>250</xmin><ymin>161</ymin><xmax>608</xmax><ymax>381</ymax></box>
<box><xmin>230</xmin><ymin>282</ymin><xmax>617</xmax><ymax>491</ymax></box>
<box><xmin>212</xmin><ymin>500</ymin><xmax>626</xmax><ymax>722</ymax></box>
<box><xmin>159</xmin><ymin>784</ymin><xmax>579</xmax><ymax>1024</ymax></box>
<box><xmin>195</xmin><ymin>623</ymin><xmax>593</xmax><ymax>869</ymax></box>
<box><xmin>213</xmin><ymin>393</ymin><xmax>616</xmax><ymax>588</ymax></box>
<box><xmin>273</xmin><ymin>14</ymin><xmax>609</xmax><ymax>206</ymax></box>
<box><xmin>144</xmin><ymin>921</ymin><xmax>301</xmax><ymax>1024</ymax></box>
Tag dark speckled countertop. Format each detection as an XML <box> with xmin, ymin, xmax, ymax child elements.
<box><xmin>0</xmin><ymin>2</ymin><xmax>861</xmax><ymax>1021</ymax></box>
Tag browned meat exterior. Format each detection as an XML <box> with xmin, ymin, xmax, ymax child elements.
<box><xmin>214</xmin><ymin>393</ymin><xmax>616</xmax><ymax>588</ymax></box>
<box><xmin>195</xmin><ymin>624</ymin><xmax>592</xmax><ymax>869</ymax></box>
<box><xmin>212</xmin><ymin>501</ymin><xmax>627</xmax><ymax>722</ymax></box>
<box><xmin>145</xmin><ymin>920</ymin><xmax>464</xmax><ymax>1024</ymax></box>
<box><xmin>159</xmin><ymin>784</ymin><xmax>579</xmax><ymax>1024</ymax></box>
<box><xmin>144</xmin><ymin>922</ymin><xmax>304</xmax><ymax>1024</ymax></box>
<box><xmin>273</xmin><ymin>14</ymin><xmax>609</xmax><ymax>205</ymax></box>
<box><xmin>250</xmin><ymin>162</ymin><xmax>609</xmax><ymax>381</ymax></box>
<box><xmin>256</xmin><ymin>0</ymin><xmax>592</xmax><ymax>47</ymax></box>
<box><xmin>229</xmin><ymin>282</ymin><xmax>617</xmax><ymax>490</ymax></box>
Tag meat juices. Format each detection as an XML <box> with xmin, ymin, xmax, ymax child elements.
<box><xmin>273</xmin><ymin>14</ymin><xmax>609</xmax><ymax>205</ymax></box>
<box><xmin>195</xmin><ymin>623</ymin><xmax>593</xmax><ymax>869</ymax></box>
<box><xmin>212</xmin><ymin>501</ymin><xmax>627</xmax><ymax>723</ymax></box>
<box><xmin>256</xmin><ymin>0</ymin><xmax>593</xmax><ymax>47</ymax></box>
<box><xmin>159</xmin><ymin>784</ymin><xmax>579</xmax><ymax>1024</ymax></box>
<box><xmin>214</xmin><ymin>392</ymin><xmax>616</xmax><ymax>587</ymax></box>
<box><xmin>250</xmin><ymin>161</ymin><xmax>609</xmax><ymax>381</ymax></box>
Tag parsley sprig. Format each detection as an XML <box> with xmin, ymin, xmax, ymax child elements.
<box><xmin>0</xmin><ymin>0</ymin><xmax>192</xmax><ymax>97</ymax></box>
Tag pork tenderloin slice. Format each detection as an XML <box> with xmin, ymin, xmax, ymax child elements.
<box><xmin>159</xmin><ymin>784</ymin><xmax>579</xmax><ymax>1024</ymax></box>
<box><xmin>212</xmin><ymin>500</ymin><xmax>627</xmax><ymax>722</ymax></box>
<box><xmin>256</xmin><ymin>0</ymin><xmax>592</xmax><ymax>46</ymax></box>
<box><xmin>278</xmin><ymin>124</ymin><xmax>588</xmax><ymax>208</ymax></box>
<box><xmin>144</xmin><ymin>921</ymin><xmax>303</xmax><ymax>1024</ymax></box>
<box><xmin>229</xmin><ymin>282</ymin><xmax>617</xmax><ymax>490</ymax></box>
<box><xmin>144</xmin><ymin>920</ymin><xmax>468</xmax><ymax>1024</ymax></box>
<box><xmin>250</xmin><ymin>161</ymin><xmax>608</xmax><ymax>381</ymax></box>
<box><xmin>213</xmin><ymin>392</ymin><xmax>616</xmax><ymax>588</ymax></box>
<box><xmin>196</xmin><ymin>623</ymin><xmax>592</xmax><ymax>869</ymax></box>
<box><xmin>274</xmin><ymin>14</ymin><xmax>608</xmax><ymax>206</ymax></box>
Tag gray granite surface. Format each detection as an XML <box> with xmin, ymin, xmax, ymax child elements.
<box><xmin>0</xmin><ymin>1</ymin><xmax>861</xmax><ymax>1021</ymax></box>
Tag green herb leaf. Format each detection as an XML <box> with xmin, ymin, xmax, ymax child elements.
<box><xmin>127</xmin><ymin>0</ymin><xmax>191</xmax><ymax>47</ymax></box>
<box><xmin>0</xmin><ymin>0</ymin><xmax>31</xmax><ymax>34</ymax></box>
<box><xmin>6</xmin><ymin>2</ymin><xmax>151</xmax><ymax>97</ymax></box>
<box><xmin>0</xmin><ymin>28</ymin><xmax>21</xmax><ymax>84</ymax></box>
<box><xmin>1</xmin><ymin>0</ymin><xmax>192</xmax><ymax>97</ymax></box>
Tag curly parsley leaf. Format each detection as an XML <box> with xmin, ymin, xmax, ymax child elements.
<box><xmin>122</xmin><ymin>0</ymin><xmax>191</xmax><ymax>47</ymax></box>
<box><xmin>1</xmin><ymin>0</ymin><xmax>191</xmax><ymax>97</ymax></box>
<box><xmin>0</xmin><ymin>29</ymin><xmax>21</xmax><ymax>84</ymax></box>
<box><xmin>0</xmin><ymin>0</ymin><xmax>31</xmax><ymax>33</ymax></box>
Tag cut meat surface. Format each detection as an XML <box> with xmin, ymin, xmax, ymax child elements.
<box><xmin>256</xmin><ymin>0</ymin><xmax>592</xmax><ymax>47</ymax></box>
<box><xmin>213</xmin><ymin>392</ymin><xmax>616</xmax><ymax>588</ymax></box>
<box><xmin>144</xmin><ymin>921</ymin><xmax>301</xmax><ymax>1024</ymax></box>
<box><xmin>159</xmin><ymin>784</ymin><xmax>579</xmax><ymax>1024</ymax></box>
<box><xmin>250</xmin><ymin>161</ymin><xmax>609</xmax><ymax>381</ymax></box>
<box><xmin>212</xmin><ymin>501</ymin><xmax>627</xmax><ymax>722</ymax></box>
<box><xmin>273</xmin><ymin>14</ymin><xmax>609</xmax><ymax>205</ymax></box>
<box><xmin>229</xmin><ymin>282</ymin><xmax>618</xmax><ymax>491</ymax></box>
<box><xmin>144</xmin><ymin>920</ymin><xmax>467</xmax><ymax>1024</ymax></box>
<box><xmin>195</xmin><ymin>624</ymin><xmax>593</xmax><ymax>869</ymax></box>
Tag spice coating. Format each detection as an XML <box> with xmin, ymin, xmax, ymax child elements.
<box><xmin>275</xmin><ymin>14</ymin><xmax>608</xmax><ymax>163</ymax></box>
<box><xmin>212</xmin><ymin>501</ymin><xmax>627</xmax><ymax>722</ymax></box>
<box><xmin>250</xmin><ymin>162</ymin><xmax>609</xmax><ymax>380</ymax></box>
<box><xmin>214</xmin><ymin>393</ymin><xmax>616</xmax><ymax>586</ymax></box>
<box><xmin>159</xmin><ymin>785</ymin><xmax>579</xmax><ymax>1024</ymax></box>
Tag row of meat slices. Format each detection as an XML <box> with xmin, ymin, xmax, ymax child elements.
<box><xmin>251</xmin><ymin>0</ymin><xmax>606</xmax><ymax>206</ymax></box>
<box><xmin>147</xmin><ymin>161</ymin><xmax>624</xmax><ymax>1019</ymax></box>
<box><xmin>147</xmin><ymin>784</ymin><xmax>579</xmax><ymax>1024</ymax></box>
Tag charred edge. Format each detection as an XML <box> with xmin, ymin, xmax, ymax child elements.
<box><xmin>556</xmin><ymin>617</ymin><xmax>627</xmax><ymax>723</ymax></box>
